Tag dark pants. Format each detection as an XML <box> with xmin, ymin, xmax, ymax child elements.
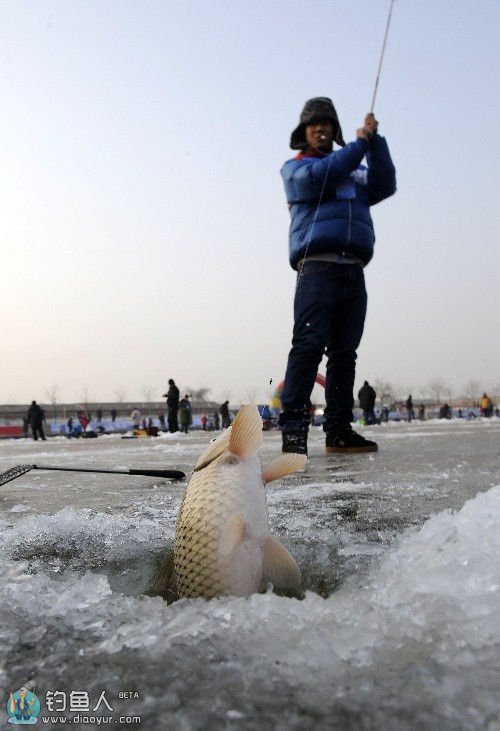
<box><xmin>279</xmin><ymin>261</ymin><xmax>367</xmax><ymax>434</ymax></box>
<box><xmin>363</xmin><ymin>408</ymin><xmax>376</xmax><ymax>425</ymax></box>
<box><xmin>168</xmin><ymin>408</ymin><xmax>178</xmax><ymax>433</ymax></box>
<box><xmin>31</xmin><ymin>422</ymin><xmax>46</xmax><ymax>440</ymax></box>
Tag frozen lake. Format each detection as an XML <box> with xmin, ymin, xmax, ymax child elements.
<box><xmin>1</xmin><ymin>419</ymin><xmax>499</xmax><ymax>729</ymax></box>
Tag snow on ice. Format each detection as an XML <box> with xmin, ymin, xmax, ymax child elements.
<box><xmin>0</xmin><ymin>421</ymin><xmax>499</xmax><ymax>729</ymax></box>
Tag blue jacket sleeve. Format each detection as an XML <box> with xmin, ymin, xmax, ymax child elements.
<box><xmin>365</xmin><ymin>133</ymin><xmax>396</xmax><ymax>205</ymax></box>
<box><xmin>282</xmin><ymin>138</ymin><xmax>369</xmax><ymax>203</ymax></box>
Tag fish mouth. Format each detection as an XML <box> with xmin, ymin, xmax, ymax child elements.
<box><xmin>193</xmin><ymin>455</ymin><xmax>219</xmax><ymax>472</ymax></box>
<box><xmin>193</xmin><ymin>426</ymin><xmax>233</xmax><ymax>471</ymax></box>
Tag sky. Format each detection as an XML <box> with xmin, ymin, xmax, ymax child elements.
<box><xmin>1</xmin><ymin>0</ymin><xmax>499</xmax><ymax>407</ymax></box>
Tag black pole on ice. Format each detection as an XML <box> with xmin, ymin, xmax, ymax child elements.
<box><xmin>0</xmin><ymin>463</ymin><xmax>185</xmax><ymax>487</ymax></box>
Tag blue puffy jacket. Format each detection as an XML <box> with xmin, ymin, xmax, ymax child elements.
<box><xmin>281</xmin><ymin>134</ymin><xmax>396</xmax><ymax>270</ymax></box>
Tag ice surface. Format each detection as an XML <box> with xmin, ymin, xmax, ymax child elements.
<box><xmin>0</xmin><ymin>421</ymin><xmax>499</xmax><ymax>729</ymax></box>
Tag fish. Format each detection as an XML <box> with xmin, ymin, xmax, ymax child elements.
<box><xmin>156</xmin><ymin>404</ymin><xmax>306</xmax><ymax>599</ymax></box>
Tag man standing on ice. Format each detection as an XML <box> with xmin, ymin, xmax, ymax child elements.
<box><xmin>26</xmin><ymin>400</ymin><xmax>46</xmax><ymax>441</ymax></box>
<box><xmin>279</xmin><ymin>97</ymin><xmax>396</xmax><ymax>455</ymax></box>
<box><xmin>163</xmin><ymin>378</ymin><xmax>180</xmax><ymax>433</ymax></box>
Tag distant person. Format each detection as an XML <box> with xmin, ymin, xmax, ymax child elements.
<box><xmin>200</xmin><ymin>414</ymin><xmax>208</xmax><ymax>431</ymax></box>
<box><xmin>96</xmin><ymin>408</ymin><xmax>103</xmax><ymax>423</ymax></box>
<box><xmin>213</xmin><ymin>410</ymin><xmax>220</xmax><ymax>430</ymax></box>
<box><xmin>480</xmin><ymin>392</ymin><xmax>493</xmax><ymax>417</ymax></box>
<box><xmin>179</xmin><ymin>395</ymin><xmax>192</xmax><ymax>434</ymax></box>
<box><xmin>26</xmin><ymin>401</ymin><xmax>45</xmax><ymax>442</ymax></box>
<box><xmin>358</xmin><ymin>381</ymin><xmax>377</xmax><ymax>425</ymax></box>
<box><xmin>131</xmin><ymin>408</ymin><xmax>142</xmax><ymax>430</ymax></box>
<box><xmin>163</xmin><ymin>379</ymin><xmax>180</xmax><ymax>433</ymax></box>
<box><xmin>278</xmin><ymin>97</ymin><xmax>396</xmax><ymax>455</ymax></box>
<box><xmin>418</xmin><ymin>404</ymin><xmax>426</xmax><ymax>421</ymax></box>
<box><xmin>261</xmin><ymin>404</ymin><xmax>273</xmax><ymax>431</ymax></box>
<box><xmin>111</xmin><ymin>408</ymin><xmax>117</xmax><ymax>422</ymax></box>
<box><xmin>220</xmin><ymin>400</ymin><xmax>231</xmax><ymax>429</ymax></box>
<box><xmin>406</xmin><ymin>394</ymin><xmax>414</xmax><ymax>422</ymax></box>
<box><xmin>22</xmin><ymin>416</ymin><xmax>29</xmax><ymax>438</ymax></box>
<box><xmin>439</xmin><ymin>403</ymin><xmax>452</xmax><ymax>419</ymax></box>
<box><xmin>67</xmin><ymin>416</ymin><xmax>74</xmax><ymax>434</ymax></box>
<box><xmin>158</xmin><ymin>412</ymin><xmax>166</xmax><ymax>431</ymax></box>
<box><xmin>26</xmin><ymin>400</ymin><xmax>46</xmax><ymax>441</ymax></box>
<box><xmin>77</xmin><ymin>409</ymin><xmax>90</xmax><ymax>431</ymax></box>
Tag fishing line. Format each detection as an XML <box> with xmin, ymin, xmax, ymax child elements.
<box><xmin>294</xmin><ymin>0</ymin><xmax>397</xmax><ymax>292</ymax></box>
<box><xmin>276</xmin><ymin>2</ymin><xmax>397</xmax><ymax>405</ymax></box>
<box><xmin>370</xmin><ymin>0</ymin><xmax>396</xmax><ymax>113</ymax></box>
<box><xmin>295</xmin><ymin>148</ymin><xmax>335</xmax><ymax>290</ymax></box>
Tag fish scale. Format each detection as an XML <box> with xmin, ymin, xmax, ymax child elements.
<box><xmin>175</xmin><ymin>464</ymin><xmax>242</xmax><ymax>598</ymax></box>
<box><xmin>165</xmin><ymin>405</ymin><xmax>306</xmax><ymax>599</ymax></box>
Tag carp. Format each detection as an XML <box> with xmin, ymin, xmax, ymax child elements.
<box><xmin>156</xmin><ymin>404</ymin><xmax>306</xmax><ymax>599</ymax></box>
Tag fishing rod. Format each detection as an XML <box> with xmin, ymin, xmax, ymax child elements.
<box><xmin>296</xmin><ymin>0</ymin><xmax>397</xmax><ymax>283</ymax></box>
<box><xmin>0</xmin><ymin>463</ymin><xmax>185</xmax><ymax>487</ymax></box>
<box><xmin>370</xmin><ymin>0</ymin><xmax>396</xmax><ymax>113</ymax></box>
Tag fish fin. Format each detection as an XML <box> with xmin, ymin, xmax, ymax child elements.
<box><xmin>194</xmin><ymin>426</ymin><xmax>232</xmax><ymax>470</ymax></box>
<box><xmin>154</xmin><ymin>548</ymin><xmax>177</xmax><ymax>599</ymax></box>
<box><xmin>228</xmin><ymin>404</ymin><xmax>263</xmax><ymax>458</ymax></box>
<box><xmin>262</xmin><ymin>537</ymin><xmax>301</xmax><ymax>590</ymax></box>
<box><xmin>219</xmin><ymin>512</ymin><xmax>246</xmax><ymax>556</ymax></box>
<box><xmin>262</xmin><ymin>453</ymin><xmax>307</xmax><ymax>485</ymax></box>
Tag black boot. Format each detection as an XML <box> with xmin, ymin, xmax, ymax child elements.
<box><xmin>282</xmin><ymin>430</ymin><xmax>308</xmax><ymax>455</ymax></box>
<box><xmin>325</xmin><ymin>428</ymin><xmax>378</xmax><ymax>453</ymax></box>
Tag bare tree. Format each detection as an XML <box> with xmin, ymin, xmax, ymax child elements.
<box><xmin>398</xmin><ymin>384</ymin><xmax>414</xmax><ymax>401</ymax></box>
<box><xmin>443</xmin><ymin>384</ymin><xmax>454</xmax><ymax>403</ymax></box>
<box><xmin>186</xmin><ymin>387</ymin><xmax>212</xmax><ymax>403</ymax></box>
<box><xmin>373</xmin><ymin>377</ymin><xmax>394</xmax><ymax>405</ymax></box>
<box><xmin>44</xmin><ymin>384</ymin><xmax>59</xmax><ymax>419</ymax></box>
<box><xmin>411</xmin><ymin>386</ymin><xmax>427</xmax><ymax>401</ymax></box>
<box><xmin>463</xmin><ymin>379</ymin><xmax>481</xmax><ymax>406</ymax></box>
<box><xmin>140</xmin><ymin>385</ymin><xmax>155</xmax><ymax>405</ymax></box>
<box><xmin>114</xmin><ymin>389</ymin><xmax>127</xmax><ymax>403</ymax></box>
<box><xmin>246</xmin><ymin>387</ymin><xmax>258</xmax><ymax>404</ymax></box>
<box><xmin>197</xmin><ymin>387</ymin><xmax>212</xmax><ymax>403</ymax></box>
<box><xmin>427</xmin><ymin>377</ymin><xmax>449</xmax><ymax>405</ymax></box>
<box><xmin>81</xmin><ymin>385</ymin><xmax>91</xmax><ymax>407</ymax></box>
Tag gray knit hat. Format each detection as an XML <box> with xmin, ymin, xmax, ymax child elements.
<box><xmin>290</xmin><ymin>97</ymin><xmax>345</xmax><ymax>150</ymax></box>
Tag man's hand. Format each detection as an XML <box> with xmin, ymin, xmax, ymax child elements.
<box><xmin>356</xmin><ymin>113</ymin><xmax>378</xmax><ymax>140</ymax></box>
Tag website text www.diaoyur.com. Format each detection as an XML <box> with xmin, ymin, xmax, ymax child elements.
<box><xmin>40</xmin><ymin>714</ymin><xmax>141</xmax><ymax>725</ymax></box>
